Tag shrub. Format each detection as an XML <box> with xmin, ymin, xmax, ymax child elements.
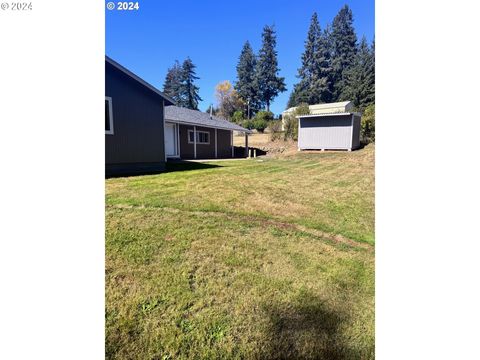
<box><xmin>252</xmin><ymin>118</ymin><xmax>268</xmax><ymax>133</ymax></box>
<box><xmin>252</xmin><ymin>110</ymin><xmax>274</xmax><ymax>133</ymax></box>
<box><xmin>284</xmin><ymin>103</ymin><xmax>310</xmax><ymax>141</ymax></box>
<box><xmin>361</xmin><ymin>104</ymin><xmax>375</xmax><ymax>143</ymax></box>
<box><xmin>231</xmin><ymin>110</ymin><xmax>244</xmax><ymax>124</ymax></box>
<box><xmin>268</xmin><ymin>120</ymin><xmax>283</xmax><ymax>141</ymax></box>
<box><xmin>242</xmin><ymin>119</ymin><xmax>254</xmax><ymax>130</ymax></box>
<box><xmin>255</xmin><ymin>110</ymin><xmax>274</xmax><ymax>122</ymax></box>
<box><xmin>283</xmin><ymin>114</ymin><xmax>298</xmax><ymax>141</ymax></box>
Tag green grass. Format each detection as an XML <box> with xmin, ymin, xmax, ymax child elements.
<box><xmin>106</xmin><ymin>145</ymin><xmax>375</xmax><ymax>359</ymax></box>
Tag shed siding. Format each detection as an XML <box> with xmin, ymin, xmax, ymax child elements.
<box><xmin>178</xmin><ymin>125</ymin><xmax>232</xmax><ymax>159</ymax></box>
<box><xmin>105</xmin><ymin>62</ymin><xmax>165</xmax><ymax>174</ymax></box>
<box><xmin>298</xmin><ymin>115</ymin><xmax>353</xmax><ymax>150</ymax></box>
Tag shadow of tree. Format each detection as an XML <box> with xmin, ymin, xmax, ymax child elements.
<box><xmin>258</xmin><ymin>290</ymin><xmax>367</xmax><ymax>360</ymax></box>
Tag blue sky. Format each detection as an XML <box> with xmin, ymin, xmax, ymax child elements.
<box><xmin>106</xmin><ymin>0</ymin><xmax>374</xmax><ymax>115</ymax></box>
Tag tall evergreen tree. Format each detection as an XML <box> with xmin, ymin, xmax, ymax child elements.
<box><xmin>162</xmin><ymin>60</ymin><xmax>183</xmax><ymax>104</ymax></box>
<box><xmin>255</xmin><ymin>25</ymin><xmax>286</xmax><ymax>111</ymax></box>
<box><xmin>179</xmin><ymin>57</ymin><xmax>202</xmax><ymax>110</ymax></box>
<box><xmin>342</xmin><ymin>36</ymin><xmax>375</xmax><ymax>110</ymax></box>
<box><xmin>235</xmin><ymin>41</ymin><xmax>259</xmax><ymax>117</ymax></box>
<box><xmin>288</xmin><ymin>13</ymin><xmax>333</xmax><ymax>108</ymax></box>
<box><xmin>331</xmin><ymin>5</ymin><xmax>357</xmax><ymax>101</ymax></box>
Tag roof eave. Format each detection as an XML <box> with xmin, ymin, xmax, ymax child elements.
<box><xmin>165</xmin><ymin>118</ymin><xmax>252</xmax><ymax>133</ymax></box>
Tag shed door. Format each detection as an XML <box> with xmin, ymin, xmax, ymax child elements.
<box><xmin>165</xmin><ymin>123</ymin><xmax>177</xmax><ymax>157</ymax></box>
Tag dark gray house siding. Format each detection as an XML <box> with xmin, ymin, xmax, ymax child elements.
<box><xmin>178</xmin><ymin>125</ymin><xmax>232</xmax><ymax>159</ymax></box>
<box><xmin>297</xmin><ymin>113</ymin><xmax>361</xmax><ymax>151</ymax></box>
<box><xmin>105</xmin><ymin>59</ymin><xmax>171</xmax><ymax>176</ymax></box>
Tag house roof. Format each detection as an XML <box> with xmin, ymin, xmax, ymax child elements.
<box><xmin>283</xmin><ymin>101</ymin><xmax>354</xmax><ymax>115</ymax></box>
<box><xmin>105</xmin><ymin>56</ymin><xmax>175</xmax><ymax>105</ymax></box>
<box><xmin>165</xmin><ymin>106</ymin><xmax>252</xmax><ymax>133</ymax></box>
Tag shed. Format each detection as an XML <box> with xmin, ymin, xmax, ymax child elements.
<box><xmin>296</xmin><ymin>112</ymin><xmax>362</xmax><ymax>151</ymax></box>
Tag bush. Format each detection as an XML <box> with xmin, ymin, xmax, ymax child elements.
<box><xmin>242</xmin><ymin>119</ymin><xmax>254</xmax><ymax>130</ymax></box>
<box><xmin>283</xmin><ymin>114</ymin><xmax>298</xmax><ymax>141</ymax></box>
<box><xmin>361</xmin><ymin>104</ymin><xmax>375</xmax><ymax>143</ymax></box>
<box><xmin>231</xmin><ymin>110</ymin><xmax>244</xmax><ymax>124</ymax></box>
<box><xmin>252</xmin><ymin>110</ymin><xmax>273</xmax><ymax>133</ymax></box>
<box><xmin>284</xmin><ymin>103</ymin><xmax>310</xmax><ymax>141</ymax></box>
<box><xmin>253</xmin><ymin>118</ymin><xmax>268</xmax><ymax>133</ymax></box>
<box><xmin>268</xmin><ymin>120</ymin><xmax>283</xmax><ymax>141</ymax></box>
<box><xmin>254</xmin><ymin>110</ymin><xmax>274</xmax><ymax>122</ymax></box>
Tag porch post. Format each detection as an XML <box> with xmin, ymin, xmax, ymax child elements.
<box><xmin>215</xmin><ymin>128</ymin><xmax>218</xmax><ymax>158</ymax></box>
<box><xmin>245</xmin><ymin>132</ymin><xmax>249</xmax><ymax>158</ymax></box>
<box><xmin>231</xmin><ymin>130</ymin><xmax>234</xmax><ymax>158</ymax></box>
<box><xmin>194</xmin><ymin>125</ymin><xmax>197</xmax><ymax>159</ymax></box>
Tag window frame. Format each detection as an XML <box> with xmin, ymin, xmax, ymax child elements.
<box><xmin>188</xmin><ymin>129</ymin><xmax>210</xmax><ymax>145</ymax></box>
<box><xmin>105</xmin><ymin>96</ymin><xmax>114</xmax><ymax>135</ymax></box>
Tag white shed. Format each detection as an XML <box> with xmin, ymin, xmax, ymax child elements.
<box><xmin>296</xmin><ymin>112</ymin><xmax>362</xmax><ymax>151</ymax></box>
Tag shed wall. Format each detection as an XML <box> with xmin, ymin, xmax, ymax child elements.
<box><xmin>105</xmin><ymin>62</ymin><xmax>165</xmax><ymax>174</ymax></box>
<box><xmin>352</xmin><ymin>115</ymin><xmax>361</xmax><ymax>150</ymax></box>
<box><xmin>298</xmin><ymin>115</ymin><xmax>353</xmax><ymax>150</ymax></box>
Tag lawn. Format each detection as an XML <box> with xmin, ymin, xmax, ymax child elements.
<box><xmin>105</xmin><ymin>144</ymin><xmax>375</xmax><ymax>359</ymax></box>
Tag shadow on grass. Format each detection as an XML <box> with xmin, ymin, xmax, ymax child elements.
<box><xmin>165</xmin><ymin>160</ymin><xmax>223</xmax><ymax>173</ymax></box>
<box><xmin>259</xmin><ymin>290</ymin><xmax>368</xmax><ymax>360</ymax></box>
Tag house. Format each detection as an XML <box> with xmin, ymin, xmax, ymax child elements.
<box><xmin>296</xmin><ymin>111</ymin><xmax>362</xmax><ymax>151</ymax></box>
<box><xmin>164</xmin><ymin>106</ymin><xmax>251</xmax><ymax>160</ymax></box>
<box><xmin>282</xmin><ymin>101</ymin><xmax>354</xmax><ymax>130</ymax></box>
<box><xmin>105</xmin><ymin>56</ymin><xmax>175</xmax><ymax>176</ymax></box>
<box><xmin>105</xmin><ymin>56</ymin><xmax>251</xmax><ymax>176</ymax></box>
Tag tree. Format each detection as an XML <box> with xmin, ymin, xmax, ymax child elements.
<box><xmin>162</xmin><ymin>60</ymin><xmax>183</xmax><ymax>104</ymax></box>
<box><xmin>255</xmin><ymin>25</ymin><xmax>286</xmax><ymax>111</ymax></box>
<box><xmin>215</xmin><ymin>80</ymin><xmax>244</xmax><ymax>120</ymax></box>
<box><xmin>178</xmin><ymin>57</ymin><xmax>202</xmax><ymax>110</ymax></box>
<box><xmin>342</xmin><ymin>36</ymin><xmax>375</xmax><ymax>110</ymax></box>
<box><xmin>252</xmin><ymin>110</ymin><xmax>273</xmax><ymax>133</ymax></box>
<box><xmin>361</xmin><ymin>103</ymin><xmax>375</xmax><ymax>142</ymax></box>
<box><xmin>289</xmin><ymin>13</ymin><xmax>333</xmax><ymax>108</ymax></box>
<box><xmin>331</xmin><ymin>5</ymin><xmax>358</xmax><ymax>101</ymax></box>
<box><xmin>235</xmin><ymin>41</ymin><xmax>259</xmax><ymax>118</ymax></box>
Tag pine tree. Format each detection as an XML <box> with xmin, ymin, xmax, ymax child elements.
<box><xmin>342</xmin><ymin>36</ymin><xmax>375</xmax><ymax>110</ymax></box>
<box><xmin>179</xmin><ymin>57</ymin><xmax>202</xmax><ymax>110</ymax></box>
<box><xmin>162</xmin><ymin>60</ymin><xmax>182</xmax><ymax>104</ymax></box>
<box><xmin>235</xmin><ymin>41</ymin><xmax>259</xmax><ymax>117</ymax></box>
<box><xmin>255</xmin><ymin>25</ymin><xmax>286</xmax><ymax>111</ymax></box>
<box><xmin>331</xmin><ymin>5</ymin><xmax>358</xmax><ymax>101</ymax></box>
<box><xmin>288</xmin><ymin>13</ymin><xmax>332</xmax><ymax>108</ymax></box>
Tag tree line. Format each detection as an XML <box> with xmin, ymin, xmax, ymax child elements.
<box><xmin>289</xmin><ymin>5</ymin><xmax>375</xmax><ymax>111</ymax></box>
<box><xmin>162</xmin><ymin>4</ymin><xmax>374</xmax><ymax>120</ymax></box>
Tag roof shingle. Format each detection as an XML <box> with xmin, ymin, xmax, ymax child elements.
<box><xmin>165</xmin><ymin>106</ymin><xmax>251</xmax><ymax>133</ymax></box>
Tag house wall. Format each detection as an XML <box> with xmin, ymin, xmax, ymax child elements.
<box><xmin>105</xmin><ymin>62</ymin><xmax>166</xmax><ymax>175</ymax></box>
<box><xmin>178</xmin><ymin>125</ymin><xmax>232</xmax><ymax>159</ymax></box>
<box><xmin>298</xmin><ymin>115</ymin><xmax>355</xmax><ymax>150</ymax></box>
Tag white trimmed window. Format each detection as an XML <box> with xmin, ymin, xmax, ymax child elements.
<box><xmin>105</xmin><ymin>97</ymin><xmax>114</xmax><ymax>135</ymax></box>
<box><xmin>188</xmin><ymin>130</ymin><xmax>210</xmax><ymax>144</ymax></box>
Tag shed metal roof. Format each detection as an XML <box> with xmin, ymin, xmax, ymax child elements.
<box><xmin>106</xmin><ymin>56</ymin><xmax>175</xmax><ymax>105</ymax></box>
<box><xmin>165</xmin><ymin>106</ymin><xmax>252</xmax><ymax>133</ymax></box>
<box><xmin>283</xmin><ymin>101</ymin><xmax>354</xmax><ymax>115</ymax></box>
<box><xmin>296</xmin><ymin>112</ymin><xmax>361</xmax><ymax>118</ymax></box>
